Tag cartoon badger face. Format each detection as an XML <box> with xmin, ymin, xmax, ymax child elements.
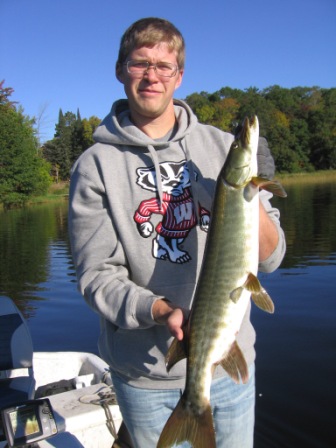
<box><xmin>136</xmin><ymin>160</ymin><xmax>192</xmax><ymax>196</ymax></box>
<box><xmin>133</xmin><ymin>160</ymin><xmax>209</xmax><ymax>264</ymax></box>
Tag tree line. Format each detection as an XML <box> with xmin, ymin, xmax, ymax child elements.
<box><xmin>185</xmin><ymin>85</ymin><xmax>336</xmax><ymax>173</ymax></box>
<box><xmin>1</xmin><ymin>80</ymin><xmax>335</xmax><ymax>207</ymax></box>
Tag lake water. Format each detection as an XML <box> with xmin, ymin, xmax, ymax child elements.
<box><xmin>0</xmin><ymin>180</ymin><xmax>335</xmax><ymax>448</ymax></box>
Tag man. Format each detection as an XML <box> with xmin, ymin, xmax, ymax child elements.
<box><xmin>68</xmin><ymin>17</ymin><xmax>286</xmax><ymax>448</ymax></box>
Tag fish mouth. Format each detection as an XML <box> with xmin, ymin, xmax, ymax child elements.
<box><xmin>223</xmin><ymin>115</ymin><xmax>259</xmax><ymax>187</ymax></box>
<box><xmin>238</xmin><ymin>116</ymin><xmax>258</xmax><ymax>147</ymax></box>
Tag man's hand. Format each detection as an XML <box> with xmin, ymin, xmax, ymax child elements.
<box><xmin>152</xmin><ymin>299</ymin><xmax>188</xmax><ymax>341</ymax></box>
<box><xmin>259</xmin><ymin>200</ymin><xmax>279</xmax><ymax>262</ymax></box>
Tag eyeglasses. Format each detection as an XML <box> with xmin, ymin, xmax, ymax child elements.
<box><xmin>124</xmin><ymin>60</ymin><xmax>179</xmax><ymax>78</ymax></box>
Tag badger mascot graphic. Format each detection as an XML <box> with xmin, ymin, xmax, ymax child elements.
<box><xmin>133</xmin><ymin>160</ymin><xmax>210</xmax><ymax>264</ymax></box>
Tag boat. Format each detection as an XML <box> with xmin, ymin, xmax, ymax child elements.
<box><xmin>0</xmin><ymin>295</ymin><xmax>125</xmax><ymax>448</ymax></box>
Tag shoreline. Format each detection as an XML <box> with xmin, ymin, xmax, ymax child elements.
<box><xmin>1</xmin><ymin>170</ymin><xmax>336</xmax><ymax>210</ymax></box>
<box><xmin>276</xmin><ymin>170</ymin><xmax>336</xmax><ymax>185</ymax></box>
<box><xmin>30</xmin><ymin>170</ymin><xmax>336</xmax><ymax>205</ymax></box>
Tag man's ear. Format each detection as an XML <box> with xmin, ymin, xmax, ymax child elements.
<box><xmin>174</xmin><ymin>69</ymin><xmax>184</xmax><ymax>90</ymax></box>
<box><xmin>116</xmin><ymin>62</ymin><xmax>124</xmax><ymax>84</ymax></box>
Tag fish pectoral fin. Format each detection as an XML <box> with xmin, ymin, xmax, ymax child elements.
<box><xmin>251</xmin><ymin>176</ymin><xmax>287</xmax><ymax>198</ymax></box>
<box><xmin>244</xmin><ymin>273</ymin><xmax>275</xmax><ymax>313</ymax></box>
<box><xmin>230</xmin><ymin>287</ymin><xmax>244</xmax><ymax>303</ymax></box>
<box><xmin>157</xmin><ymin>395</ymin><xmax>216</xmax><ymax>448</ymax></box>
<box><xmin>165</xmin><ymin>337</ymin><xmax>187</xmax><ymax>372</ymax></box>
<box><xmin>219</xmin><ymin>340</ymin><xmax>249</xmax><ymax>384</ymax></box>
<box><xmin>252</xmin><ymin>288</ymin><xmax>275</xmax><ymax>313</ymax></box>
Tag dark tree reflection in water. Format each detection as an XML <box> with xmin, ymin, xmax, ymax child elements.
<box><xmin>0</xmin><ymin>181</ymin><xmax>335</xmax><ymax>447</ymax></box>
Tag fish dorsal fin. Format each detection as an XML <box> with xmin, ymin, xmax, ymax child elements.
<box><xmin>219</xmin><ymin>340</ymin><xmax>249</xmax><ymax>384</ymax></box>
<box><xmin>252</xmin><ymin>176</ymin><xmax>287</xmax><ymax>197</ymax></box>
<box><xmin>244</xmin><ymin>273</ymin><xmax>275</xmax><ymax>313</ymax></box>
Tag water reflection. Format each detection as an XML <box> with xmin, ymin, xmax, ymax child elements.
<box><xmin>0</xmin><ymin>200</ymin><xmax>100</xmax><ymax>352</ymax></box>
<box><xmin>0</xmin><ymin>202</ymin><xmax>70</xmax><ymax>317</ymax></box>
<box><xmin>253</xmin><ymin>179</ymin><xmax>336</xmax><ymax>448</ymax></box>
<box><xmin>0</xmin><ymin>180</ymin><xmax>335</xmax><ymax>447</ymax></box>
<box><xmin>273</xmin><ymin>180</ymin><xmax>336</xmax><ymax>268</ymax></box>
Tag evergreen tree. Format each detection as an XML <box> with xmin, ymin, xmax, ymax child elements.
<box><xmin>44</xmin><ymin>109</ymin><xmax>75</xmax><ymax>180</ymax></box>
<box><xmin>71</xmin><ymin>109</ymin><xmax>85</xmax><ymax>163</ymax></box>
<box><xmin>0</xmin><ymin>80</ymin><xmax>17</xmax><ymax>107</ymax></box>
<box><xmin>44</xmin><ymin>111</ymin><xmax>101</xmax><ymax>180</ymax></box>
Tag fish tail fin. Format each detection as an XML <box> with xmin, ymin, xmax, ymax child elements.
<box><xmin>157</xmin><ymin>395</ymin><xmax>216</xmax><ymax>448</ymax></box>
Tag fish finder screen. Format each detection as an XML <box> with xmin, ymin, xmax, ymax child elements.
<box><xmin>9</xmin><ymin>406</ymin><xmax>41</xmax><ymax>438</ymax></box>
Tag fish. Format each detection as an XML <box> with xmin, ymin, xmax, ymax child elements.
<box><xmin>157</xmin><ymin>116</ymin><xmax>287</xmax><ymax>448</ymax></box>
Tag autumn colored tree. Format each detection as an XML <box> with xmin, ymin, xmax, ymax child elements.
<box><xmin>185</xmin><ymin>85</ymin><xmax>335</xmax><ymax>172</ymax></box>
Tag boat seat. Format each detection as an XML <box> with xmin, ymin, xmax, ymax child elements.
<box><xmin>0</xmin><ymin>296</ymin><xmax>36</xmax><ymax>409</ymax></box>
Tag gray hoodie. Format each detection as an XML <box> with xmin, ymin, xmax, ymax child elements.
<box><xmin>68</xmin><ymin>99</ymin><xmax>286</xmax><ymax>389</ymax></box>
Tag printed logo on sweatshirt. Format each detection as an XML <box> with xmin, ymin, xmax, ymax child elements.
<box><xmin>133</xmin><ymin>160</ymin><xmax>209</xmax><ymax>264</ymax></box>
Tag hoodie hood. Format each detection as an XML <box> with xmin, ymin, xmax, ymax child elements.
<box><xmin>93</xmin><ymin>98</ymin><xmax>198</xmax><ymax>148</ymax></box>
<box><xmin>93</xmin><ymin>99</ymin><xmax>199</xmax><ymax>206</ymax></box>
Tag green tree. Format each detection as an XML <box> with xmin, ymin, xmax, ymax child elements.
<box><xmin>44</xmin><ymin>109</ymin><xmax>75</xmax><ymax>180</ymax></box>
<box><xmin>195</xmin><ymin>103</ymin><xmax>216</xmax><ymax>123</ymax></box>
<box><xmin>0</xmin><ymin>101</ymin><xmax>52</xmax><ymax>208</ymax></box>
<box><xmin>309</xmin><ymin>88</ymin><xmax>336</xmax><ymax>169</ymax></box>
<box><xmin>289</xmin><ymin>118</ymin><xmax>313</xmax><ymax>171</ymax></box>
<box><xmin>184</xmin><ymin>85</ymin><xmax>336</xmax><ymax>173</ymax></box>
<box><xmin>42</xmin><ymin>139</ymin><xmax>61</xmax><ymax>182</ymax></box>
<box><xmin>82</xmin><ymin>116</ymin><xmax>101</xmax><ymax>149</ymax></box>
<box><xmin>214</xmin><ymin>98</ymin><xmax>240</xmax><ymax>132</ymax></box>
<box><xmin>55</xmin><ymin>109</ymin><xmax>75</xmax><ymax>178</ymax></box>
<box><xmin>71</xmin><ymin>109</ymin><xmax>85</xmax><ymax>163</ymax></box>
<box><xmin>44</xmin><ymin>109</ymin><xmax>98</xmax><ymax>180</ymax></box>
<box><xmin>0</xmin><ymin>79</ymin><xmax>17</xmax><ymax>107</ymax></box>
<box><xmin>185</xmin><ymin>91</ymin><xmax>211</xmax><ymax>111</ymax></box>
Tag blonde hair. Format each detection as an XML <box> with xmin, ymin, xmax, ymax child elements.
<box><xmin>117</xmin><ymin>17</ymin><xmax>185</xmax><ymax>69</ymax></box>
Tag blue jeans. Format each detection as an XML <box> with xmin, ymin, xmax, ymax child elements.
<box><xmin>111</xmin><ymin>364</ymin><xmax>255</xmax><ymax>448</ymax></box>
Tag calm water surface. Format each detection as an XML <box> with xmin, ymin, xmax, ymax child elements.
<box><xmin>0</xmin><ymin>181</ymin><xmax>335</xmax><ymax>448</ymax></box>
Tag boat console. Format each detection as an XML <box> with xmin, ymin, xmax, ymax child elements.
<box><xmin>0</xmin><ymin>297</ymin><xmax>122</xmax><ymax>448</ymax></box>
<box><xmin>1</xmin><ymin>399</ymin><xmax>57</xmax><ymax>447</ymax></box>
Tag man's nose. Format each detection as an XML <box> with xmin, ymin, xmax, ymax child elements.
<box><xmin>144</xmin><ymin>65</ymin><xmax>158</xmax><ymax>80</ymax></box>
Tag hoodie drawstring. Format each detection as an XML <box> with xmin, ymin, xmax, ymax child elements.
<box><xmin>147</xmin><ymin>144</ymin><xmax>164</xmax><ymax>207</ymax></box>
<box><xmin>182</xmin><ymin>136</ymin><xmax>200</xmax><ymax>224</ymax></box>
<box><xmin>147</xmin><ymin>137</ymin><xmax>201</xmax><ymax>225</ymax></box>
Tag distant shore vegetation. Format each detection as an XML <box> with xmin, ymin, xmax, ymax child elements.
<box><xmin>1</xmin><ymin>80</ymin><xmax>335</xmax><ymax>208</ymax></box>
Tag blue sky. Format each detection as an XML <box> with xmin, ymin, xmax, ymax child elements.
<box><xmin>1</xmin><ymin>0</ymin><xmax>335</xmax><ymax>142</ymax></box>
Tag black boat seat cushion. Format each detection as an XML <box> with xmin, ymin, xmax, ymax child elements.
<box><xmin>0</xmin><ymin>296</ymin><xmax>35</xmax><ymax>407</ymax></box>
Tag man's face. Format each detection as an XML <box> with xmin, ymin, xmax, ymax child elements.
<box><xmin>116</xmin><ymin>43</ymin><xmax>184</xmax><ymax>124</ymax></box>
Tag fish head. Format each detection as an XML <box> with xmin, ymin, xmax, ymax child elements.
<box><xmin>223</xmin><ymin>116</ymin><xmax>259</xmax><ymax>187</ymax></box>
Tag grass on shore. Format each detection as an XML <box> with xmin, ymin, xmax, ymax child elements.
<box><xmin>27</xmin><ymin>182</ymin><xmax>69</xmax><ymax>205</ymax></box>
<box><xmin>25</xmin><ymin>170</ymin><xmax>336</xmax><ymax>204</ymax></box>
<box><xmin>276</xmin><ymin>170</ymin><xmax>336</xmax><ymax>185</ymax></box>
<box><xmin>2</xmin><ymin>170</ymin><xmax>335</xmax><ymax>209</ymax></box>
